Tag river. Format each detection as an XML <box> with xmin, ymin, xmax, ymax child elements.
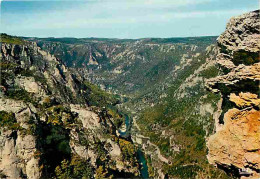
<box><xmin>118</xmin><ymin>114</ymin><xmax>149</xmax><ymax>178</ymax></box>
<box><xmin>137</xmin><ymin>149</ymin><xmax>149</xmax><ymax>178</ymax></box>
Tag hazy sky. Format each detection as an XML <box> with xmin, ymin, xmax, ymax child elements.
<box><xmin>0</xmin><ymin>0</ymin><xmax>258</xmax><ymax>38</ymax></box>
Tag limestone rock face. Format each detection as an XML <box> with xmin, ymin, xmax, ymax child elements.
<box><xmin>70</xmin><ymin>104</ymin><xmax>101</xmax><ymax>129</ymax></box>
<box><xmin>230</xmin><ymin>92</ymin><xmax>260</xmax><ymax>108</ymax></box>
<box><xmin>218</xmin><ymin>10</ymin><xmax>260</xmax><ymax>54</ymax></box>
<box><xmin>206</xmin><ymin>10</ymin><xmax>260</xmax><ymax>178</ymax></box>
<box><xmin>207</xmin><ymin>109</ymin><xmax>260</xmax><ymax>174</ymax></box>
<box><xmin>0</xmin><ymin>99</ymin><xmax>40</xmax><ymax>179</ymax></box>
<box><xmin>1</xmin><ymin>37</ymin><xmax>140</xmax><ymax>178</ymax></box>
<box><xmin>206</xmin><ymin>63</ymin><xmax>260</xmax><ymax>93</ymax></box>
<box><xmin>214</xmin><ymin>10</ymin><xmax>260</xmax><ymax>72</ymax></box>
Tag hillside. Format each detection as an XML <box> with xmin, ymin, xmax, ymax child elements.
<box><xmin>29</xmin><ymin>36</ymin><xmax>217</xmax><ymax>111</ymax></box>
<box><xmin>135</xmin><ymin>10</ymin><xmax>260</xmax><ymax>179</ymax></box>
<box><xmin>206</xmin><ymin>10</ymin><xmax>260</xmax><ymax>179</ymax></box>
<box><xmin>28</xmin><ymin>35</ymin><xmax>230</xmax><ymax>178</ymax></box>
<box><xmin>0</xmin><ymin>34</ymin><xmax>141</xmax><ymax>178</ymax></box>
<box><xmin>0</xmin><ymin>10</ymin><xmax>259</xmax><ymax>179</ymax></box>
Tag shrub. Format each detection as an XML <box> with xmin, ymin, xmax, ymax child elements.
<box><xmin>0</xmin><ymin>62</ymin><xmax>18</xmax><ymax>70</ymax></box>
<box><xmin>55</xmin><ymin>155</ymin><xmax>93</xmax><ymax>179</ymax></box>
<box><xmin>0</xmin><ymin>111</ymin><xmax>21</xmax><ymax>130</ymax></box>
<box><xmin>119</xmin><ymin>138</ymin><xmax>136</xmax><ymax>164</ymax></box>
<box><xmin>45</xmin><ymin>105</ymin><xmax>75</xmax><ymax>127</ymax></box>
<box><xmin>5</xmin><ymin>87</ymin><xmax>37</xmax><ymax>105</ymax></box>
<box><xmin>95</xmin><ymin>166</ymin><xmax>108</xmax><ymax>179</ymax></box>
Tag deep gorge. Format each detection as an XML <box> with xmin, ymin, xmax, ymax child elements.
<box><xmin>0</xmin><ymin>10</ymin><xmax>259</xmax><ymax>179</ymax></box>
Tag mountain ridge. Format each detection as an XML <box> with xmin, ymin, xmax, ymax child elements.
<box><xmin>0</xmin><ymin>35</ymin><xmax>142</xmax><ymax>178</ymax></box>
<box><xmin>0</xmin><ymin>10</ymin><xmax>259</xmax><ymax>179</ymax></box>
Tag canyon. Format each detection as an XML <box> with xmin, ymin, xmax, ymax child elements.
<box><xmin>0</xmin><ymin>10</ymin><xmax>259</xmax><ymax>178</ymax></box>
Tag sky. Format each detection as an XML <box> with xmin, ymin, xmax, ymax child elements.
<box><xmin>0</xmin><ymin>0</ymin><xmax>258</xmax><ymax>39</ymax></box>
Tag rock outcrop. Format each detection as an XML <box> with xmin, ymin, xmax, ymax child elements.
<box><xmin>206</xmin><ymin>10</ymin><xmax>260</xmax><ymax>178</ymax></box>
<box><xmin>0</xmin><ymin>36</ymin><xmax>140</xmax><ymax>178</ymax></box>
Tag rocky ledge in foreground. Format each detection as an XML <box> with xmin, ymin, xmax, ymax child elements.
<box><xmin>206</xmin><ymin>10</ymin><xmax>260</xmax><ymax>178</ymax></box>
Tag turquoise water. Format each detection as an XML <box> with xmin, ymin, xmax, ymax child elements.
<box><xmin>120</xmin><ymin>114</ymin><xmax>149</xmax><ymax>178</ymax></box>
<box><xmin>118</xmin><ymin>115</ymin><xmax>130</xmax><ymax>137</ymax></box>
<box><xmin>137</xmin><ymin>149</ymin><xmax>149</xmax><ymax>178</ymax></box>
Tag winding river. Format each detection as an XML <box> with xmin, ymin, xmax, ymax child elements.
<box><xmin>118</xmin><ymin>115</ymin><xmax>149</xmax><ymax>178</ymax></box>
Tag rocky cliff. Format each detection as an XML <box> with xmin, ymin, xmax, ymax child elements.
<box><xmin>32</xmin><ymin>36</ymin><xmax>217</xmax><ymax>112</ymax></box>
<box><xmin>206</xmin><ymin>10</ymin><xmax>260</xmax><ymax>178</ymax></box>
<box><xmin>0</xmin><ymin>35</ymin><xmax>140</xmax><ymax>178</ymax></box>
<box><xmin>1</xmin><ymin>33</ymin><xmax>221</xmax><ymax>179</ymax></box>
<box><xmin>1</xmin><ymin>10</ymin><xmax>259</xmax><ymax>178</ymax></box>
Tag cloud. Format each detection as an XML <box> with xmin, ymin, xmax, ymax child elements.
<box><xmin>87</xmin><ymin>0</ymin><xmax>214</xmax><ymax>13</ymax></box>
<box><xmin>1</xmin><ymin>0</ymin><xmax>257</xmax><ymax>38</ymax></box>
<box><xmin>3</xmin><ymin>6</ymin><xmax>250</xmax><ymax>30</ymax></box>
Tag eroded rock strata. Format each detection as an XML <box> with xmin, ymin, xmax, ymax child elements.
<box><xmin>207</xmin><ymin>10</ymin><xmax>260</xmax><ymax>178</ymax></box>
<box><xmin>0</xmin><ymin>37</ymin><xmax>140</xmax><ymax>178</ymax></box>
<box><xmin>0</xmin><ymin>10</ymin><xmax>259</xmax><ymax>179</ymax></box>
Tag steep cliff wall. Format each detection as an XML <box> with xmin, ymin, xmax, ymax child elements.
<box><xmin>0</xmin><ymin>35</ymin><xmax>140</xmax><ymax>178</ymax></box>
<box><xmin>34</xmin><ymin>36</ymin><xmax>217</xmax><ymax>112</ymax></box>
<box><xmin>206</xmin><ymin>10</ymin><xmax>260</xmax><ymax>179</ymax></box>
